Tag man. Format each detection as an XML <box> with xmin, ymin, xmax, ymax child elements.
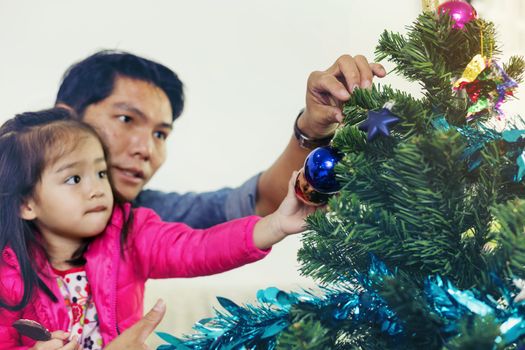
<box><xmin>54</xmin><ymin>50</ymin><xmax>384</xmax><ymax>347</ymax></box>
<box><xmin>56</xmin><ymin>50</ymin><xmax>386</xmax><ymax>227</ymax></box>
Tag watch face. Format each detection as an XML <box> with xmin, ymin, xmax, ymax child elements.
<box><xmin>299</xmin><ymin>136</ymin><xmax>312</xmax><ymax>149</ymax></box>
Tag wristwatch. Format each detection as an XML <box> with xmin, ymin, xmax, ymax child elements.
<box><xmin>294</xmin><ymin>109</ymin><xmax>334</xmax><ymax>150</ymax></box>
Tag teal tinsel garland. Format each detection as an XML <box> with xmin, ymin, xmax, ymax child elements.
<box><xmin>156</xmin><ymin>255</ymin><xmax>525</xmax><ymax>349</ymax></box>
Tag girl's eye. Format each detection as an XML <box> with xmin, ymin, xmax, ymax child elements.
<box><xmin>154</xmin><ymin>131</ymin><xmax>168</xmax><ymax>140</ymax></box>
<box><xmin>98</xmin><ymin>170</ymin><xmax>108</xmax><ymax>179</ymax></box>
<box><xmin>117</xmin><ymin>115</ymin><xmax>132</xmax><ymax>123</ymax></box>
<box><xmin>65</xmin><ymin>175</ymin><xmax>81</xmax><ymax>185</ymax></box>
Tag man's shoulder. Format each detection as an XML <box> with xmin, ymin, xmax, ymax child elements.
<box><xmin>133</xmin><ymin>174</ymin><xmax>260</xmax><ymax>226</ymax></box>
<box><xmin>134</xmin><ymin>188</ymin><xmax>184</xmax><ymax>205</ymax></box>
<box><xmin>134</xmin><ymin>188</ymin><xmax>232</xmax><ymax>209</ymax></box>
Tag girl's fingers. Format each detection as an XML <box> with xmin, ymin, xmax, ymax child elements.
<box><xmin>61</xmin><ymin>335</ymin><xmax>79</xmax><ymax>350</ymax></box>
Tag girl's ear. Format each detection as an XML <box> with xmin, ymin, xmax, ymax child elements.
<box><xmin>19</xmin><ymin>199</ymin><xmax>37</xmax><ymax>220</ymax></box>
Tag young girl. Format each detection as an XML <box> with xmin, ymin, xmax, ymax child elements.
<box><xmin>0</xmin><ymin>108</ymin><xmax>314</xmax><ymax>350</ymax></box>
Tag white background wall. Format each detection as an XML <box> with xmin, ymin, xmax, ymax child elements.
<box><xmin>0</xmin><ymin>1</ymin><xmax>523</xmax><ymax>347</ymax></box>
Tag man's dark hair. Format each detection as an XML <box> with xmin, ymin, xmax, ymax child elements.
<box><xmin>55</xmin><ymin>50</ymin><xmax>184</xmax><ymax>121</ymax></box>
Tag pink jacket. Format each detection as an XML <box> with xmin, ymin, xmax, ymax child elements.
<box><xmin>0</xmin><ymin>204</ymin><xmax>268</xmax><ymax>348</ymax></box>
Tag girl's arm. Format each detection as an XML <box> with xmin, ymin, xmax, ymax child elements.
<box><xmin>129</xmin><ymin>173</ymin><xmax>313</xmax><ymax>280</ymax></box>
<box><xmin>129</xmin><ymin>208</ymin><xmax>269</xmax><ymax>280</ymax></box>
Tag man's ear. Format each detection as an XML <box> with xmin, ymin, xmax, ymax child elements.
<box><xmin>19</xmin><ymin>199</ymin><xmax>37</xmax><ymax>220</ymax></box>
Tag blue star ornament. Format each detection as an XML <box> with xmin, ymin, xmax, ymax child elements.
<box><xmin>358</xmin><ymin>108</ymin><xmax>400</xmax><ymax>141</ymax></box>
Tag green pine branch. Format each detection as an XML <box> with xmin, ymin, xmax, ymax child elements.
<box><xmin>378</xmin><ymin>275</ymin><xmax>444</xmax><ymax>349</ymax></box>
<box><xmin>443</xmin><ymin>315</ymin><xmax>502</xmax><ymax>350</ymax></box>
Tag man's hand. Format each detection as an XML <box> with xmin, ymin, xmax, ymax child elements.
<box><xmin>104</xmin><ymin>299</ymin><xmax>166</xmax><ymax>350</ymax></box>
<box><xmin>299</xmin><ymin>54</ymin><xmax>386</xmax><ymax>139</ymax></box>
<box><xmin>256</xmin><ymin>54</ymin><xmax>385</xmax><ymax>216</ymax></box>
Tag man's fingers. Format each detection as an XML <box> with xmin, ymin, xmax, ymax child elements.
<box><xmin>104</xmin><ymin>299</ymin><xmax>166</xmax><ymax>350</ymax></box>
<box><xmin>337</xmin><ymin>55</ymin><xmax>362</xmax><ymax>92</ymax></box>
<box><xmin>135</xmin><ymin>299</ymin><xmax>166</xmax><ymax>342</ymax></box>
<box><xmin>354</xmin><ymin>55</ymin><xmax>373</xmax><ymax>89</ymax></box>
<box><xmin>309</xmin><ymin>73</ymin><xmax>350</xmax><ymax>103</ymax></box>
<box><xmin>303</xmin><ymin>54</ymin><xmax>385</xmax><ymax>137</ymax></box>
<box><xmin>321</xmin><ymin>104</ymin><xmax>344</xmax><ymax>124</ymax></box>
<box><xmin>325</xmin><ymin>55</ymin><xmax>386</xmax><ymax>92</ymax></box>
<box><xmin>370</xmin><ymin>62</ymin><xmax>387</xmax><ymax>78</ymax></box>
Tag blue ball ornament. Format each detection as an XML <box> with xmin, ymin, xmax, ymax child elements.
<box><xmin>304</xmin><ymin>146</ymin><xmax>342</xmax><ymax>194</ymax></box>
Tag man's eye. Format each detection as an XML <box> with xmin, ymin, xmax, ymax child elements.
<box><xmin>65</xmin><ymin>175</ymin><xmax>81</xmax><ymax>184</ymax></box>
<box><xmin>154</xmin><ymin>131</ymin><xmax>168</xmax><ymax>140</ymax></box>
<box><xmin>98</xmin><ymin>170</ymin><xmax>108</xmax><ymax>179</ymax></box>
<box><xmin>117</xmin><ymin>115</ymin><xmax>132</xmax><ymax>123</ymax></box>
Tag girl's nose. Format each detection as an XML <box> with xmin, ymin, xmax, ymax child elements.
<box><xmin>90</xmin><ymin>186</ymin><xmax>105</xmax><ymax>199</ymax></box>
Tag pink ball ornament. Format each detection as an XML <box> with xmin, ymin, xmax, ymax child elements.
<box><xmin>437</xmin><ymin>0</ymin><xmax>477</xmax><ymax>29</ymax></box>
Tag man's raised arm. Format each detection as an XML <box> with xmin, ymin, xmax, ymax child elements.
<box><xmin>255</xmin><ymin>55</ymin><xmax>386</xmax><ymax>215</ymax></box>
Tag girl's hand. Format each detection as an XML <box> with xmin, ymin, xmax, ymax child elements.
<box><xmin>253</xmin><ymin>171</ymin><xmax>317</xmax><ymax>250</ymax></box>
<box><xmin>273</xmin><ymin>171</ymin><xmax>318</xmax><ymax>235</ymax></box>
<box><xmin>29</xmin><ymin>332</ymin><xmax>79</xmax><ymax>350</ymax></box>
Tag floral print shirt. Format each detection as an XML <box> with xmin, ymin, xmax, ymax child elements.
<box><xmin>53</xmin><ymin>266</ymin><xmax>103</xmax><ymax>350</ymax></box>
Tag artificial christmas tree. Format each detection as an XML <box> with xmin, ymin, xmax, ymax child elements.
<box><xmin>158</xmin><ymin>1</ymin><xmax>525</xmax><ymax>349</ymax></box>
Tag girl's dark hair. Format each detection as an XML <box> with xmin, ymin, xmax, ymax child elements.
<box><xmin>0</xmin><ymin>107</ymin><xmax>131</xmax><ymax>311</ymax></box>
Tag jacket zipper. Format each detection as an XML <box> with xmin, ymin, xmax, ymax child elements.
<box><xmin>113</xmin><ymin>239</ymin><xmax>120</xmax><ymax>336</ymax></box>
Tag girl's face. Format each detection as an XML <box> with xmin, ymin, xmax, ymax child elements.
<box><xmin>20</xmin><ymin>134</ymin><xmax>114</xmax><ymax>242</ymax></box>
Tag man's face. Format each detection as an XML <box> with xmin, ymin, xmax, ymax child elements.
<box><xmin>82</xmin><ymin>76</ymin><xmax>173</xmax><ymax>201</ymax></box>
